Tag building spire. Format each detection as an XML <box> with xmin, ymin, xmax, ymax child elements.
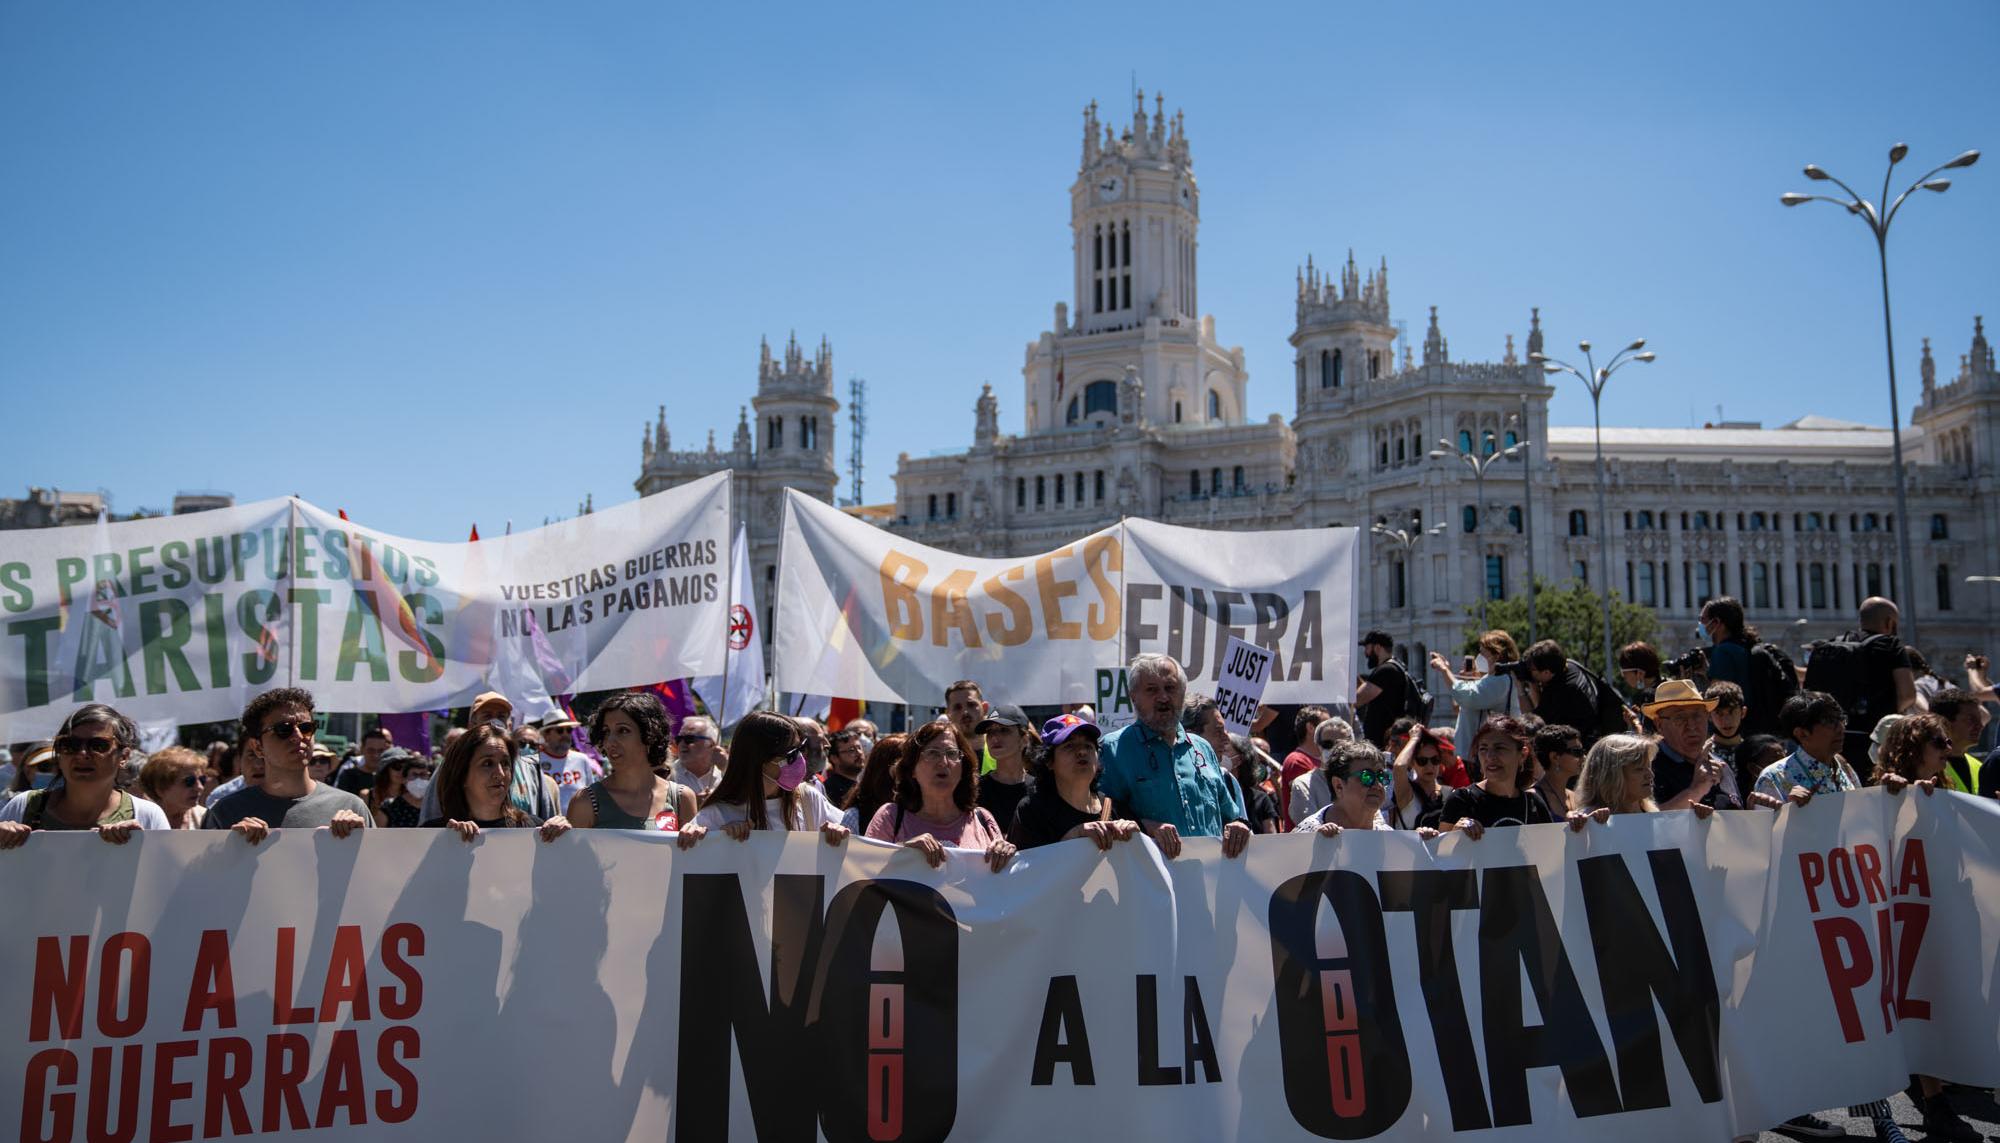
<box><xmin>1974</xmin><ymin>314</ymin><xmax>1992</xmax><ymax>374</ymax></box>
<box><xmin>1526</xmin><ymin>306</ymin><xmax>1544</xmax><ymax>360</ymax></box>
<box><xmin>1504</xmin><ymin>333</ymin><xmax>1517</xmax><ymax>366</ymax></box>
<box><xmin>1423</xmin><ymin>305</ymin><xmax>1446</xmax><ymax>366</ymax></box>
<box><xmin>1921</xmin><ymin>337</ymin><xmax>1936</xmax><ymax>394</ymax></box>
<box><xmin>733</xmin><ymin>405</ymin><xmax>752</xmax><ymax>454</ymax></box>
<box><xmin>655</xmin><ymin>405</ymin><xmax>668</xmax><ymax>451</ymax></box>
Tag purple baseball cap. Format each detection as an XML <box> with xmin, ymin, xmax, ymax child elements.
<box><xmin>1040</xmin><ymin>713</ymin><xmax>1102</xmax><ymax>748</ymax></box>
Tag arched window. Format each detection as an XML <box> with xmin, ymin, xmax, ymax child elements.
<box><xmin>1457</xmin><ymin>429</ymin><xmax>1473</xmax><ymax>453</ymax></box>
<box><xmin>1395</xmin><ymin>439</ymin><xmax>1406</xmax><ymax>463</ymax></box>
<box><xmin>1332</xmin><ymin>348</ymin><xmax>1344</xmax><ymax>387</ymax></box>
<box><xmin>1931</xmin><ymin>513</ymin><xmax>1949</xmax><ymax>540</ymax></box>
<box><xmin>1750</xmin><ymin>512</ymin><xmax>1767</xmax><ymax>531</ymax></box>
<box><xmin>1379</xmin><ymin>441</ymin><xmax>1389</xmax><ymax>467</ymax></box>
<box><xmin>927</xmin><ymin>494</ymin><xmax>938</xmax><ymax>519</ymax></box>
<box><xmin>1210</xmin><ymin>468</ymin><xmax>1222</xmax><ymax>495</ymax></box>
<box><xmin>1486</xmin><ymin>555</ymin><xmax>1506</xmax><ymax>601</ymax></box>
<box><xmin>1809</xmin><ymin>563</ymin><xmax>1828</xmax><ymax>609</ymax></box>
<box><xmin>1638</xmin><ymin>562</ymin><xmax>1657</xmax><ymax>606</ymax></box>
<box><xmin>1015</xmin><ymin>478</ymin><xmax>1026</xmax><ymax>509</ymax></box>
<box><xmin>1082</xmin><ymin>380</ymin><xmax>1118</xmax><ymax>418</ymax></box>
<box><xmin>1232</xmin><ymin>465</ymin><xmax>1245</xmax><ymax>491</ymax></box>
<box><xmin>1694</xmin><ymin>511</ymin><xmax>1710</xmax><ymax>530</ymax></box>
<box><xmin>1207</xmin><ymin>390</ymin><xmax>1221</xmax><ymax>420</ymax></box>
<box><xmin>1507</xmin><ymin>506</ymin><xmax>1523</xmax><ymax>533</ymax></box>
<box><xmin>1751</xmin><ymin>563</ymin><xmax>1771</xmax><ymax>609</ymax></box>
<box><xmin>1174</xmin><ymin>401</ymin><xmax>1183</xmax><ymax>423</ymax></box>
<box><xmin>1866</xmin><ymin>563</ymin><xmax>1883</xmax><ymax>597</ymax></box>
<box><xmin>1388</xmin><ymin>557</ymin><xmax>1407</xmax><ymax>609</ymax></box>
<box><xmin>1481</xmin><ymin>430</ymin><xmax>1496</xmax><ymax>456</ymax></box>
<box><xmin>945</xmin><ymin>492</ymin><xmax>956</xmax><ymax>517</ymax></box>
<box><xmin>1938</xmin><ymin>564</ymin><xmax>1954</xmax><ymax>611</ymax></box>
<box><xmin>1806</xmin><ymin>512</ymin><xmax>1824</xmax><ymax>531</ymax></box>
<box><xmin>1369</xmin><ymin>350</ymin><xmax>1381</xmax><ymax>380</ymax></box>
<box><xmin>1074</xmin><ymin>472</ymin><xmax>1084</xmax><ymax>503</ymax></box>
<box><xmin>1094</xmin><ymin>470</ymin><xmax>1104</xmax><ymax>501</ymax></box>
<box><xmin>1504</xmin><ymin>430</ymin><xmax>1518</xmax><ymax>448</ymax></box>
<box><xmin>1066</xmin><ymin>396</ymin><xmax>1080</xmax><ymax>424</ymax></box>
<box><xmin>1055</xmin><ymin>475</ymin><xmax>1064</xmax><ymax>504</ymax></box>
<box><xmin>1694</xmin><ymin>562</ymin><xmax>1712</xmax><ymax>602</ymax></box>
<box><xmin>1636</xmin><ymin>510</ymin><xmax>1654</xmax><ymax>530</ymax></box>
<box><xmin>1462</xmin><ymin>505</ymin><xmax>1478</xmax><ymax>533</ymax></box>
<box><xmin>1189</xmin><ymin>470</ymin><xmax>1200</xmax><ymax>498</ymax></box>
<box><xmin>1568</xmin><ymin>509</ymin><xmax>1588</xmax><ymax>536</ymax></box>
<box><xmin>1035</xmin><ymin>476</ymin><xmax>1046</xmax><ymax>507</ymax></box>
<box><xmin>1320</xmin><ymin>350</ymin><xmax>1334</xmax><ymax>388</ymax></box>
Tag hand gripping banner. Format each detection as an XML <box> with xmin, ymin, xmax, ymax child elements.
<box><xmin>3</xmin><ymin>790</ymin><xmax>1995</xmax><ymax>1141</ymax></box>
<box><xmin>0</xmin><ymin>472</ymin><xmax>732</xmax><ymax>737</ymax></box>
<box><xmin>774</xmin><ymin>489</ymin><xmax>1360</xmax><ymax>706</ymax></box>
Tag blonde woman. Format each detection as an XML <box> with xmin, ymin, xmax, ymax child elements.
<box><xmin>1569</xmin><ymin>733</ymin><xmax>1714</xmax><ymax>830</ymax></box>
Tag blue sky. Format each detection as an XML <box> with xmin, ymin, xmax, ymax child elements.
<box><xmin>3</xmin><ymin>0</ymin><xmax>1995</xmax><ymax>540</ymax></box>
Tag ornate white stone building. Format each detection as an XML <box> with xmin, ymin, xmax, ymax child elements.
<box><xmin>883</xmin><ymin>92</ymin><xmax>2000</xmax><ymax>673</ymax></box>
<box><xmin>635</xmin><ymin>93</ymin><xmax>2000</xmax><ymax>675</ymax></box>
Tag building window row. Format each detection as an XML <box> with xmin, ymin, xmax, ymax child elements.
<box><xmin>1092</xmin><ymin>220</ymin><xmax>1132</xmax><ymax>315</ymax></box>
<box><xmin>1016</xmin><ymin>470</ymin><xmax>1108</xmax><ymax>512</ymax></box>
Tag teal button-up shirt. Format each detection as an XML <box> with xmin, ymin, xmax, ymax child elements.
<box><xmin>1099</xmin><ymin>719</ymin><xmax>1246</xmax><ymax>837</ymax></box>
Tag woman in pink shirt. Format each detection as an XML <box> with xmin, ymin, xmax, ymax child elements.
<box><xmin>865</xmin><ymin>720</ymin><xmax>1015</xmax><ymax>872</ymax></box>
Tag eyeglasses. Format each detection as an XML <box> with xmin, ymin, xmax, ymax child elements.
<box><xmin>54</xmin><ymin>735</ymin><xmax>118</xmax><ymax>757</ymax></box>
<box><xmin>673</xmin><ymin>736</ymin><xmax>710</xmax><ymax>747</ymax></box>
<box><xmin>921</xmin><ymin>748</ymin><xmax>965</xmax><ymax>764</ymax></box>
<box><xmin>263</xmin><ymin>719</ymin><xmax>316</xmax><ymax>740</ymax></box>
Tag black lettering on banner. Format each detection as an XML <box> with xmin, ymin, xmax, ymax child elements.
<box><xmin>1030</xmin><ymin>976</ymin><xmax>1095</xmax><ymax>1085</ymax></box>
<box><xmin>1134</xmin><ymin>975</ymin><xmax>1179</xmax><ymax>1086</ymax></box>
<box><xmin>1576</xmin><ymin>851</ymin><xmax>1723</xmax><ymax>1109</ymax></box>
<box><xmin>1477</xmin><ymin>866</ymin><xmax>1622</xmax><ymax>1125</ymax></box>
<box><xmin>1376</xmin><ymin>869</ymin><xmax>1489</xmax><ymax>1131</ymax></box>
<box><xmin>1268</xmin><ymin>870</ymin><xmax>1412</xmax><ymax>1138</ymax></box>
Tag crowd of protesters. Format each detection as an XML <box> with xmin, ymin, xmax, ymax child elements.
<box><xmin>1</xmin><ymin>589</ymin><xmax>1994</xmax><ymax>1140</ymax></box>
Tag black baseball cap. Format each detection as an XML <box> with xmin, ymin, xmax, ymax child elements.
<box><xmin>974</xmin><ymin>703</ymin><xmax>1031</xmax><ymax>735</ymax></box>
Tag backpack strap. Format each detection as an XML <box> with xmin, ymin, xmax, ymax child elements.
<box><xmin>21</xmin><ymin>787</ymin><xmax>51</xmax><ymax>830</ymax></box>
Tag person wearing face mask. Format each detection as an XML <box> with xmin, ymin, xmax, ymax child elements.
<box><xmin>0</xmin><ymin>707</ymin><xmax>170</xmax><ymax>847</ymax></box>
<box><xmin>9</xmin><ymin>743</ymin><xmax>57</xmax><ymax>796</ymax></box>
<box><xmin>1429</xmin><ymin>630</ymin><xmax>1523</xmax><ymax>763</ymax></box>
<box><xmin>864</xmin><ymin>719</ymin><xmax>1013</xmax><ymax>872</ymax></box>
<box><xmin>370</xmin><ymin>749</ymin><xmax>430</xmax><ymax>828</ymax></box>
<box><xmin>568</xmin><ymin>691</ymin><xmax>701</xmax><ymax>836</ymax></box>
<box><xmin>690</xmin><ymin>712</ymin><xmax>848</xmax><ymax>845</ymax></box>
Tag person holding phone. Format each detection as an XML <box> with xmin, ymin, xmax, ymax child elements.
<box><xmin>1430</xmin><ymin>630</ymin><xmax>1522</xmax><ymax>771</ymax></box>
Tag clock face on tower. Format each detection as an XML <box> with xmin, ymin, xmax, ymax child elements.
<box><xmin>1096</xmin><ymin>174</ymin><xmax>1124</xmax><ymax>202</ymax></box>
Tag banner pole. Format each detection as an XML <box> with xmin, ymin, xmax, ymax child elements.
<box><xmin>286</xmin><ymin>497</ymin><xmax>299</xmax><ymax>690</ymax></box>
<box><xmin>718</xmin><ymin>520</ymin><xmax>736</xmax><ymax>728</ymax></box>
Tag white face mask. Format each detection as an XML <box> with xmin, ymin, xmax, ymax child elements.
<box><xmin>1475</xmin><ymin>655</ymin><xmax>1492</xmax><ymax>675</ymax></box>
<box><xmin>404</xmin><ymin>777</ymin><xmax>431</xmax><ymax>799</ymax></box>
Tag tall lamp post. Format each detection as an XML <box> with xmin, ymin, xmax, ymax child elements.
<box><xmin>1510</xmin><ymin>399</ymin><xmax>1537</xmax><ymax>644</ymax></box>
<box><xmin>1530</xmin><ymin>340</ymin><xmax>1656</xmax><ymax>676</ymax></box>
<box><xmin>1371</xmin><ymin>517</ymin><xmax>1446</xmax><ymax>671</ymax></box>
<box><xmin>1429</xmin><ymin>436</ymin><xmax>1524</xmax><ymax>629</ymax></box>
<box><xmin>1782</xmin><ymin>143</ymin><xmax>1979</xmax><ymax>655</ymax></box>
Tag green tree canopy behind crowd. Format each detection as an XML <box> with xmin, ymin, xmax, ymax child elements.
<box><xmin>1459</xmin><ymin>578</ymin><xmax>1658</xmax><ymax>678</ymax></box>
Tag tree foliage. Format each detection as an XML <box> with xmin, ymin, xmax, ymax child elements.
<box><xmin>1459</xmin><ymin>577</ymin><xmax>1658</xmax><ymax>677</ymax></box>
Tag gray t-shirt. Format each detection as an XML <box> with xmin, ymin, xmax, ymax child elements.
<box><xmin>204</xmin><ymin>781</ymin><xmax>372</xmax><ymax>830</ymax></box>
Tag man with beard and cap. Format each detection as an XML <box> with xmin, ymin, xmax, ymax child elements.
<box><xmin>1352</xmin><ymin>630</ymin><xmax>1413</xmax><ymax>748</ymax></box>
<box><xmin>538</xmin><ymin>710</ymin><xmax>602</xmax><ymax>813</ymax></box>
<box><xmin>1097</xmin><ymin>653</ymin><xmax>1251</xmax><ymax>860</ymax></box>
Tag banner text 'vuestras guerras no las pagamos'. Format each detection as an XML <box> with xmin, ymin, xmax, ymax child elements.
<box><xmin>4</xmin><ymin>789</ymin><xmax>1996</xmax><ymax>1141</ymax></box>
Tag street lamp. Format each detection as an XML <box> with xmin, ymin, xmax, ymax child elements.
<box><xmin>1509</xmin><ymin>399</ymin><xmax>1537</xmax><ymax>644</ymax></box>
<box><xmin>1530</xmin><ymin>339</ymin><xmax>1656</xmax><ymax>676</ymax></box>
<box><xmin>1370</xmin><ymin>517</ymin><xmax>1445</xmax><ymax>615</ymax></box>
<box><xmin>1429</xmin><ymin>436</ymin><xmax>1524</xmax><ymax>628</ymax></box>
<box><xmin>1783</xmin><ymin>143</ymin><xmax>1979</xmax><ymax>654</ymax></box>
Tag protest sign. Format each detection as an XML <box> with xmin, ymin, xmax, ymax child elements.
<box><xmin>0</xmin><ymin>473</ymin><xmax>732</xmax><ymax>738</ymax></box>
<box><xmin>1094</xmin><ymin>667</ymin><xmax>1134</xmax><ymax>730</ymax></box>
<box><xmin>775</xmin><ymin>490</ymin><xmax>1359</xmax><ymax>707</ymax></box>
<box><xmin>1213</xmin><ymin>634</ymin><xmax>1272</xmax><ymax>736</ymax></box>
<box><xmin>3</xmin><ymin>791</ymin><xmax>1995</xmax><ymax>1141</ymax></box>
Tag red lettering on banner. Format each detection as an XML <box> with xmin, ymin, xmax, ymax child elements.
<box><xmin>261</xmin><ymin>1031</ymin><xmax>312</xmax><ymax>1132</ymax></box>
<box><xmin>379</xmin><ymin>922</ymin><xmax>426</xmax><ymax>1019</ymax></box>
<box><xmin>97</xmin><ymin>933</ymin><xmax>151</xmax><ymax>1039</ymax></box>
<box><xmin>375</xmin><ymin>1025</ymin><xmax>421</xmax><ymax>1124</ymax></box>
<box><xmin>1896</xmin><ymin>839</ymin><xmax>1931</xmax><ymax>898</ymax></box>
<box><xmin>86</xmin><ymin>1042</ymin><xmax>143</xmax><ymax>1143</ymax></box>
<box><xmin>271</xmin><ymin>929</ymin><xmax>314</xmax><ymax>1025</ymax></box>
<box><xmin>181</xmin><ymin>930</ymin><xmax>237</xmax><ymax>1032</ymax></box>
<box><xmin>1800</xmin><ymin>839</ymin><xmax>1935</xmax><ymax>1044</ymax></box>
<box><xmin>20</xmin><ymin>1048</ymin><xmax>76</xmax><ymax>1143</ymax></box>
<box><xmin>202</xmin><ymin>1036</ymin><xmax>255</xmax><ymax>1138</ymax></box>
<box><xmin>1827</xmin><ymin>848</ymin><xmax>1859</xmax><ymax>908</ymax></box>
<box><xmin>30</xmin><ymin>935</ymin><xmax>88</xmax><ymax>1042</ymax></box>
<box><xmin>319</xmin><ymin>926</ymin><xmax>372</xmax><ymax>1023</ymax></box>
<box><xmin>1813</xmin><ymin>916</ymin><xmax>1872</xmax><ymax>1043</ymax></box>
<box><xmin>314</xmin><ymin>1028</ymin><xmax>369</xmax><ymax>1128</ymax></box>
<box><xmin>1798</xmin><ymin>852</ymin><xmax>1826</xmax><ymax>912</ymax></box>
<box><xmin>148</xmin><ymin>1038</ymin><xmax>199</xmax><ymax>1143</ymax></box>
<box><xmin>1854</xmin><ymin>844</ymin><xmax>1887</xmax><ymax>904</ymax></box>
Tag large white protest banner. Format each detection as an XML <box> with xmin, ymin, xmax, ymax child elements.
<box><xmin>0</xmin><ymin>472</ymin><xmax>732</xmax><ymax>738</ymax></box>
<box><xmin>775</xmin><ymin>490</ymin><xmax>1358</xmax><ymax>706</ymax></box>
<box><xmin>3</xmin><ymin>790</ymin><xmax>1994</xmax><ymax>1142</ymax></box>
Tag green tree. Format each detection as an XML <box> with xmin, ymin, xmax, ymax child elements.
<box><xmin>1459</xmin><ymin>577</ymin><xmax>1657</xmax><ymax>677</ymax></box>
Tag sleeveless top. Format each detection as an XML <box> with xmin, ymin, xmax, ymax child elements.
<box><xmin>23</xmin><ymin>787</ymin><xmax>136</xmax><ymax>830</ymax></box>
<box><xmin>380</xmin><ymin>798</ymin><xmax>423</xmax><ymax>828</ymax></box>
<box><xmin>581</xmin><ymin>779</ymin><xmax>690</xmax><ymax>831</ymax></box>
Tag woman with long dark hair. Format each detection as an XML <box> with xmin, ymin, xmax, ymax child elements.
<box><xmin>690</xmin><ymin>712</ymin><xmax>848</xmax><ymax>843</ymax></box>
<box><xmin>568</xmin><ymin>692</ymin><xmax>702</xmax><ymax>843</ymax></box>
<box><xmin>424</xmin><ymin>722</ymin><xmax>571</xmax><ymax>843</ymax></box>
<box><xmin>865</xmin><ymin>719</ymin><xmax>1014</xmax><ymax>871</ymax></box>
<box><xmin>840</xmin><ymin>732</ymin><xmax>908</xmax><ymax>833</ymax></box>
<box><xmin>0</xmin><ymin>704</ymin><xmax>168</xmax><ymax>847</ymax></box>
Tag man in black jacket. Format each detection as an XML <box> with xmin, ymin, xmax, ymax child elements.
<box><xmin>1522</xmin><ymin>639</ymin><xmax>1621</xmax><ymax>749</ymax></box>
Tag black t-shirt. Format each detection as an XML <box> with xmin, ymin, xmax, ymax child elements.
<box><xmin>1652</xmin><ymin>743</ymin><xmax>1741</xmax><ymax>810</ymax></box>
<box><xmin>334</xmin><ymin>764</ymin><xmax>378</xmax><ymax>798</ymax></box>
<box><xmin>1437</xmin><ymin>783</ymin><xmax>1555</xmax><ymax>830</ymax></box>
<box><xmin>977</xmin><ymin>772</ymin><xmax>1032</xmax><ymax>834</ymax></box>
<box><xmin>1242</xmin><ymin>782</ymin><xmax>1281</xmax><ymax>833</ymax></box>
<box><xmin>821</xmin><ymin>770</ymin><xmax>858</xmax><ymax>810</ymax></box>
<box><xmin>1008</xmin><ymin>786</ymin><xmax>1103</xmax><ymax>849</ymax></box>
<box><xmin>1535</xmin><ymin>662</ymin><xmax>1609</xmax><ymax>747</ymax></box>
<box><xmin>1360</xmin><ymin>660</ymin><xmax>1410</xmax><ymax>747</ymax></box>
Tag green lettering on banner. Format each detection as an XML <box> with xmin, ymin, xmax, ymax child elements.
<box><xmin>337</xmin><ymin>596</ymin><xmax>390</xmax><ymax>683</ymax></box>
<box><xmin>320</xmin><ymin>529</ymin><xmax>351</xmax><ymax>580</ymax></box>
<box><xmin>55</xmin><ymin>556</ymin><xmax>87</xmax><ymax>609</ymax></box>
<box><xmin>293</xmin><ymin>526</ymin><xmax>320</xmax><ymax>580</ymax></box>
<box><xmin>1095</xmin><ymin>668</ymin><xmax>1135</xmax><ymax>731</ymax></box>
<box><xmin>238</xmin><ymin>589</ymin><xmax>280</xmax><ymax>685</ymax></box>
<box><xmin>160</xmin><ymin>540</ymin><xmax>193</xmax><ymax>590</ymax></box>
<box><xmin>8</xmin><ymin>615</ymin><xmax>61</xmax><ymax>708</ymax></box>
<box><xmin>138</xmin><ymin>598</ymin><xmax>200</xmax><ymax>696</ymax></box>
<box><xmin>230</xmin><ymin>529</ymin><xmax>259</xmax><ymax>584</ymax></box>
<box><xmin>126</xmin><ymin>546</ymin><xmax>157</xmax><ymax>596</ymax></box>
<box><xmin>71</xmin><ymin>613</ymin><xmax>134</xmax><ymax>703</ymax></box>
<box><xmin>204</xmin><ymin>593</ymin><xmax>231</xmax><ymax>688</ymax></box>
<box><xmin>0</xmin><ymin>562</ymin><xmax>32</xmax><ymax>612</ymax></box>
<box><xmin>398</xmin><ymin>593</ymin><xmax>447</xmax><ymax>684</ymax></box>
<box><xmin>289</xmin><ymin>588</ymin><xmax>331</xmax><ymax>681</ymax></box>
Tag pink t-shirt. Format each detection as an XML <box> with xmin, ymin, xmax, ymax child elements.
<box><xmin>865</xmin><ymin>803</ymin><xmax>1006</xmax><ymax>848</ymax></box>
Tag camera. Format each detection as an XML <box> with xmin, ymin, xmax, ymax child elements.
<box><xmin>1490</xmin><ymin>660</ymin><xmax>1534</xmax><ymax>679</ymax></box>
<box><xmin>1663</xmin><ymin>647</ymin><xmax>1708</xmax><ymax>678</ymax></box>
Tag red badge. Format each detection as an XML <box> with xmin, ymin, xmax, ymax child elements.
<box><xmin>654</xmin><ymin>811</ymin><xmax>679</xmax><ymax>832</ymax></box>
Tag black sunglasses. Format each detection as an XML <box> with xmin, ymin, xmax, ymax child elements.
<box><xmin>178</xmin><ymin>773</ymin><xmax>205</xmax><ymax>789</ymax></box>
<box><xmin>263</xmin><ymin>719</ymin><xmax>316</xmax><ymax>740</ymax></box>
<box><xmin>55</xmin><ymin>735</ymin><xmax>118</xmax><ymax>757</ymax></box>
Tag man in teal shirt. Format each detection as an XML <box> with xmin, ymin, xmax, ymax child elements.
<box><xmin>1099</xmin><ymin>653</ymin><xmax>1252</xmax><ymax>859</ymax></box>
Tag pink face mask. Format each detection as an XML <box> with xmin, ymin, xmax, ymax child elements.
<box><xmin>773</xmin><ymin>749</ymin><xmax>809</xmax><ymax>792</ymax></box>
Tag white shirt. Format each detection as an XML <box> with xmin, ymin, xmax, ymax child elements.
<box><xmin>693</xmin><ymin>782</ymin><xmax>838</xmax><ymax>833</ymax></box>
<box><xmin>1</xmin><ymin>790</ymin><xmax>171</xmax><ymax>830</ymax></box>
<box><xmin>672</xmin><ymin>761</ymin><xmax>723</xmax><ymax>798</ymax></box>
<box><xmin>1290</xmin><ymin>802</ymin><xmax>1395</xmax><ymax>832</ymax></box>
<box><xmin>1288</xmin><ymin>770</ymin><xmax>1332</xmax><ymax>825</ymax></box>
<box><xmin>540</xmin><ymin>750</ymin><xmax>604</xmax><ymax>813</ymax></box>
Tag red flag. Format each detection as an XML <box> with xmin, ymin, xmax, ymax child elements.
<box><xmin>338</xmin><ymin>508</ymin><xmax>350</xmax><ymax>521</ymax></box>
<box><xmin>469</xmin><ymin>524</ymin><xmax>480</xmax><ymax>542</ymax></box>
<box><xmin>828</xmin><ymin>697</ymin><xmax>861</xmax><ymax>732</ymax></box>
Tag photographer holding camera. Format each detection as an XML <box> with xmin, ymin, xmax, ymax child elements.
<box><xmin>1508</xmin><ymin>639</ymin><xmax>1627</xmax><ymax>749</ymax></box>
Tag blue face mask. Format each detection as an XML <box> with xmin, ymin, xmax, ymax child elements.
<box><xmin>30</xmin><ymin>771</ymin><xmax>56</xmax><ymax>790</ymax></box>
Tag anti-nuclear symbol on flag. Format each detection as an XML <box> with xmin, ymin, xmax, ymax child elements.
<box><xmin>728</xmin><ymin>604</ymin><xmax>754</xmax><ymax>651</ymax></box>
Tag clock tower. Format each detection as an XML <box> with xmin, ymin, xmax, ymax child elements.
<box><xmin>1020</xmin><ymin>92</ymin><xmax>1246</xmax><ymax>436</ymax></box>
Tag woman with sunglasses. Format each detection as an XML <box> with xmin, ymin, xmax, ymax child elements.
<box><xmin>864</xmin><ymin>719</ymin><xmax>1013</xmax><ymax>871</ymax></box>
<box><xmin>0</xmin><ymin>704</ymin><xmax>169</xmax><ymax>848</ymax></box>
<box><xmin>1871</xmin><ymin>713</ymin><xmax>1955</xmax><ymax>795</ymax></box>
<box><xmin>370</xmin><ymin>750</ymin><xmax>430</xmax><ymax>828</ymax></box>
<box><xmin>1529</xmin><ymin>723</ymin><xmax>1586</xmax><ymax>817</ymax></box>
<box><xmin>138</xmin><ymin>746</ymin><xmax>212</xmax><ymax>830</ymax></box>
<box><xmin>1437</xmin><ymin>716</ymin><xmax>1555</xmax><ymax>839</ymax></box>
<box><xmin>1385</xmin><ymin>728</ymin><xmax>1447</xmax><ymax>830</ymax></box>
<box><xmin>689</xmin><ymin>711</ymin><xmax>848</xmax><ymax>846</ymax></box>
<box><xmin>568</xmin><ymin>691</ymin><xmax>702</xmax><ymax>842</ymax></box>
<box><xmin>1293</xmin><ymin>741</ymin><xmax>1435</xmax><ymax>837</ymax></box>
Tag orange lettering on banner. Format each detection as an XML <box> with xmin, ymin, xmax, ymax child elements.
<box><xmin>881</xmin><ymin>551</ymin><xmax>928</xmax><ymax>641</ymax></box>
<box><xmin>1081</xmin><ymin>535</ymin><xmax>1121</xmax><ymax>640</ymax></box>
<box><xmin>930</xmin><ymin>570</ymin><xmax>981</xmax><ymax>649</ymax></box>
<box><xmin>1035</xmin><ymin>547</ymin><xmax>1082</xmax><ymax>639</ymax></box>
<box><xmin>982</xmin><ymin>566</ymin><xmax>1034</xmax><ymax>647</ymax></box>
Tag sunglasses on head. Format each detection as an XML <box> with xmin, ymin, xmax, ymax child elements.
<box><xmin>263</xmin><ymin>719</ymin><xmax>316</xmax><ymax>740</ymax></box>
<box><xmin>55</xmin><ymin>735</ymin><xmax>118</xmax><ymax>757</ymax></box>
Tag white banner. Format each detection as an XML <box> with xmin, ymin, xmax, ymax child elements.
<box><xmin>0</xmin><ymin>473</ymin><xmax>732</xmax><ymax>737</ymax></box>
<box><xmin>774</xmin><ymin>491</ymin><xmax>1357</xmax><ymax>707</ymax></box>
<box><xmin>3</xmin><ymin>791</ymin><xmax>1995</xmax><ymax>1141</ymax></box>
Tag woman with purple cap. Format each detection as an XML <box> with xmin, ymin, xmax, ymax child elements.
<box><xmin>1007</xmin><ymin>713</ymin><xmax>1140</xmax><ymax>851</ymax></box>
